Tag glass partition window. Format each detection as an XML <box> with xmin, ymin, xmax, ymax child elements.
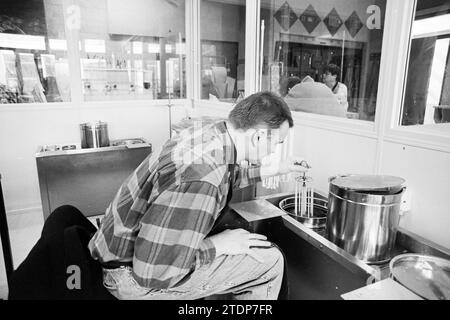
<box><xmin>401</xmin><ymin>0</ymin><xmax>450</xmax><ymax>126</ymax></box>
<box><xmin>200</xmin><ymin>0</ymin><xmax>246</xmax><ymax>102</ymax></box>
<box><xmin>0</xmin><ymin>0</ymin><xmax>70</xmax><ymax>104</ymax></box>
<box><xmin>260</xmin><ymin>0</ymin><xmax>386</xmax><ymax>121</ymax></box>
<box><xmin>77</xmin><ymin>0</ymin><xmax>186</xmax><ymax>101</ymax></box>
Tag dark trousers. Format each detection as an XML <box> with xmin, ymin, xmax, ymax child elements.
<box><xmin>8</xmin><ymin>205</ymin><xmax>115</xmax><ymax>300</ymax></box>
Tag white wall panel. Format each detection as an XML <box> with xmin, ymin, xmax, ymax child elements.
<box><xmin>380</xmin><ymin>142</ymin><xmax>450</xmax><ymax>249</ymax></box>
<box><xmin>0</xmin><ymin>107</ymin><xmax>81</xmax><ymax>212</ymax></box>
<box><xmin>290</xmin><ymin>123</ymin><xmax>378</xmax><ymax>193</ymax></box>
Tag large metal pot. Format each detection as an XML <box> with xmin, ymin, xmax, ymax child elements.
<box><xmin>326</xmin><ymin>174</ymin><xmax>406</xmax><ymax>264</ymax></box>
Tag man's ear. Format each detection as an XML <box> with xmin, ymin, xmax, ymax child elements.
<box><xmin>249</xmin><ymin>129</ymin><xmax>259</xmax><ymax>147</ymax></box>
<box><xmin>251</xmin><ymin>129</ymin><xmax>269</xmax><ymax>148</ymax></box>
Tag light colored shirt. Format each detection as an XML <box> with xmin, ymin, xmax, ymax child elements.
<box><xmin>333</xmin><ymin>82</ymin><xmax>349</xmax><ymax>110</ymax></box>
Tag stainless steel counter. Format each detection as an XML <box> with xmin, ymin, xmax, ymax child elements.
<box><xmin>229</xmin><ymin>191</ymin><xmax>450</xmax><ymax>299</ymax></box>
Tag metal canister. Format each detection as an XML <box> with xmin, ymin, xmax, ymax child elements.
<box><xmin>326</xmin><ymin>174</ymin><xmax>406</xmax><ymax>264</ymax></box>
<box><xmin>80</xmin><ymin>121</ymin><xmax>110</xmax><ymax>149</ymax></box>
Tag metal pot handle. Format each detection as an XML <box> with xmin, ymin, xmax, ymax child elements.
<box><xmin>328</xmin><ymin>174</ymin><xmax>351</xmax><ymax>183</ymax></box>
<box><xmin>399</xmin><ymin>187</ymin><xmax>411</xmax><ymax>216</ymax></box>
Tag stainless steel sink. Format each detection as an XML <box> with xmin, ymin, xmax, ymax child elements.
<box><xmin>230</xmin><ymin>191</ymin><xmax>450</xmax><ymax>299</ymax></box>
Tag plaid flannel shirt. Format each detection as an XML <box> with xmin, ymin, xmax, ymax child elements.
<box><xmin>88</xmin><ymin>120</ymin><xmax>261</xmax><ymax>289</ymax></box>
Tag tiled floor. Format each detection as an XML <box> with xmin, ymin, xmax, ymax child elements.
<box><xmin>0</xmin><ymin>209</ymin><xmax>101</xmax><ymax>300</ymax></box>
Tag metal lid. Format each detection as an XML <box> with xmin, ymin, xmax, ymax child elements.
<box><xmin>330</xmin><ymin>174</ymin><xmax>405</xmax><ymax>193</ymax></box>
<box><xmin>80</xmin><ymin>121</ymin><xmax>108</xmax><ymax>128</ymax></box>
<box><xmin>390</xmin><ymin>254</ymin><xmax>450</xmax><ymax>300</ymax></box>
<box><xmin>111</xmin><ymin>138</ymin><xmax>148</xmax><ymax>146</ymax></box>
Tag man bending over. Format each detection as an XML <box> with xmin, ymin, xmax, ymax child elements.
<box><xmin>89</xmin><ymin>91</ymin><xmax>307</xmax><ymax>300</ymax></box>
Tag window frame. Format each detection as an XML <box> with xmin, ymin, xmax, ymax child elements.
<box><xmin>381</xmin><ymin>0</ymin><xmax>450</xmax><ymax>153</ymax></box>
<box><xmin>193</xmin><ymin>0</ymin><xmax>390</xmax><ymax>140</ymax></box>
<box><xmin>0</xmin><ymin>0</ymin><xmax>191</xmax><ymax>110</ymax></box>
<box><xmin>191</xmin><ymin>0</ymin><xmax>253</xmax><ymax>107</ymax></box>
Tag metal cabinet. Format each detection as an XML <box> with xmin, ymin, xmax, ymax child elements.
<box><xmin>36</xmin><ymin>144</ymin><xmax>152</xmax><ymax>220</ymax></box>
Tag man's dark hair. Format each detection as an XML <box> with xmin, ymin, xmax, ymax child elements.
<box><xmin>228</xmin><ymin>91</ymin><xmax>294</xmax><ymax>130</ymax></box>
<box><xmin>324</xmin><ymin>64</ymin><xmax>341</xmax><ymax>81</ymax></box>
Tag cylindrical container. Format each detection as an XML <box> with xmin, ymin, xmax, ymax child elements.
<box><xmin>279</xmin><ymin>197</ymin><xmax>328</xmax><ymax>237</ymax></box>
<box><xmin>279</xmin><ymin>197</ymin><xmax>328</xmax><ymax>229</ymax></box>
<box><xmin>326</xmin><ymin>175</ymin><xmax>405</xmax><ymax>264</ymax></box>
<box><xmin>80</xmin><ymin>121</ymin><xmax>110</xmax><ymax>149</ymax></box>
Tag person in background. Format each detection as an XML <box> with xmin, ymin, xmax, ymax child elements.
<box><xmin>279</xmin><ymin>76</ymin><xmax>301</xmax><ymax>97</ymax></box>
<box><xmin>322</xmin><ymin>64</ymin><xmax>349</xmax><ymax>111</ymax></box>
<box><xmin>201</xmin><ymin>73</ymin><xmax>220</xmax><ymax>100</ymax></box>
<box><xmin>89</xmin><ymin>91</ymin><xmax>309</xmax><ymax>300</ymax></box>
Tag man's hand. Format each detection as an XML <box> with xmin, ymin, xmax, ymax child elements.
<box><xmin>208</xmin><ymin>229</ymin><xmax>271</xmax><ymax>263</ymax></box>
<box><xmin>260</xmin><ymin>154</ymin><xmax>311</xmax><ymax>179</ymax></box>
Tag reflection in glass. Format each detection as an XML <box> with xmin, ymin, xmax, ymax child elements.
<box><xmin>200</xmin><ymin>0</ymin><xmax>246</xmax><ymax>102</ymax></box>
<box><xmin>0</xmin><ymin>0</ymin><xmax>70</xmax><ymax>103</ymax></box>
<box><xmin>78</xmin><ymin>0</ymin><xmax>186</xmax><ymax>101</ymax></box>
<box><xmin>260</xmin><ymin>0</ymin><xmax>386</xmax><ymax>121</ymax></box>
<box><xmin>401</xmin><ymin>0</ymin><xmax>450</xmax><ymax>126</ymax></box>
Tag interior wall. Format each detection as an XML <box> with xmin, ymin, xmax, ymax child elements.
<box><xmin>0</xmin><ymin>103</ymin><xmax>187</xmax><ymax>213</ymax></box>
<box><xmin>289</xmin><ymin>119</ymin><xmax>378</xmax><ymax>192</ymax></box>
<box><xmin>380</xmin><ymin>142</ymin><xmax>450</xmax><ymax>249</ymax></box>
